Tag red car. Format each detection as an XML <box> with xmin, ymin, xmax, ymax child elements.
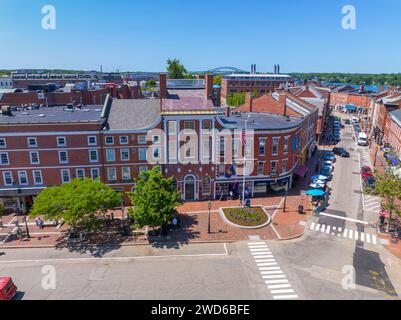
<box><xmin>0</xmin><ymin>277</ymin><xmax>17</xmax><ymax>300</ymax></box>
<box><xmin>361</xmin><ymin>166</ymin><xmax>373</xmax><ymax>179</ymax></box>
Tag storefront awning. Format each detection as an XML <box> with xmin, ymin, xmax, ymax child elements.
<box><xmin>294</xmin><ymin>165</ymin><xmax>308</xmax><ymax>178</ymax></box>
<box><xmin>0</xmin><ymin>187</ymin><xmax>44</xmax><ymax>197</ymax></box>
<box><xmin>344</xmin><ymin>105</ymin><xmax>357</xmax><ymax>111</ymax></box>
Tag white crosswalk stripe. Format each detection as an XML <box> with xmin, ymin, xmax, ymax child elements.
<box><xmin>248</xmin><ymin>242</ymin><xmax>299</xmax><ymax>300</ymax></box>
<box><xmin>307</xmin><ymin>223</ymin><xmax>379</xmax><ymax>246</ymax></box>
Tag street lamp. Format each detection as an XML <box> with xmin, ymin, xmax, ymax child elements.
<box><xmin>208</xmin><ymin>200</ymin><xmax>212</xmax><ymax>234</ymax></box>
<box><xmin>283</xmin><ymin>182</ymin><xmax>289</xmax><ymax>212</ymax></box>
<box><xmin>22</xmin><ymin>216</ymin><xmax>30</xmax><ymax>239</ymax></box>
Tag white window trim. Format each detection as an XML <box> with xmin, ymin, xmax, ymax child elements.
<box><xmin>27</xmin><ymin>137</ymin><xmax>38</xmax><ymax>148</ymax></box>
<box><xmin>0</xmin><ymin>138</ymin><xmax>6</xmax><ymax>148</ymax></box>
<box><xmin>0</xmin><ymin>152</ymin><xmax>9</xmax><ymax>165</ymax></box>
<box><xmin>259</xmin><ymin>138</ymin><xmax>267</xmax><ymax>156</ymax></box>
<box><xmin>76</xmin><ymin>168</ymin><xmax>85</xmax><ymax>179</ymax></box>
<box><xmin>32</xmin><ymin>170</ymin><xmax>43</xmax><ymax>185</ymax></box>
<box><xmin>88</xmin><ymin>136</ymin><xmax>97</xmax><ymax>146</ymax></box>
<box><xmin>284</xmin><ymin>136</ymin><xmax>290</xmax><ymax>154</ymax></box>
<box><xmin>138</xmin><ymin>135</ymin><xmax>147</xmax><ymax>144</ymax></box>
<box><xmin>257</xmin><ymin>161</ymin><xmax>265</xmax><ymax>176</ymax></box>
<box><xmin>107</xmin><ymin>167</ymin><xmax>117</xmax><ymax>181</ymax></box>
<box><xmin>29</xmin><ymin>151</ymin><xmax>40</xmax><ymax>164</ymax></box>
<box><xmin>272</xmin><ymin>137</ymin><xmax>280</xmax><ymax>156</ymax></box>
<box><xmin>168</xmin><ymin>121</ymin><xmax>177</xmax><ymax>135</ymax></box>
<box><xmin>139</xmin><ymin>148</ymin><xmax>147</xmax><ymax>161</ymax></box>
<box><xmin>152</xmin><ymin>135</ymin><xmax>161</xmax><ymax>144</ymax></box>
<box><xmin>91</xmin><ymin>168</ymin><xmax>100</xmax><ymax>180</ymax></box>
<box><xmin>105</xmin><ymin>136</ymin><xmax>114</xmax><ymax>145</ymax></box>
<box><xmin>119</xmin><ymin>136</ymin><xmax>129</xmax><ymax>145</ymax></box>
<box><xmin>106</xmin><ymin>149</ymin><xmax>116</xmax><ymax>162</ymax></box>
<box><xmin>58</xmin><ymin>150</ymin><xmax>69</xmax><ymax>164</ymax></box>
<box><xmin>3</xmin><ymin>171</ymin><xmax>13</xmax><ymax>186</ymax></box>
<box><xmin>57</xmin><ymin>136</ymin><xmax>67</xmax><ymax>147</ymax></box>
<box><xmin>61</xmin><ymin>169</ymin><xmax>71</xmax><ymax>183</ymax></box>
<box><xmin>18</xmin><ymin>170</ymin><xmax>28</xmax><ymax>185</ymax></box>
<box><xmin>121</xmin><ymin>167</ymin><xmax>131</xmax><ymax>181</ymax></box>
<box><xmin>120</xmin><ymin>148</ymin><xmax>130</xmax><ymax>161</ymax></box>
<box><xmin>89</xmin><ymin>149</ymin><xmax>98</xmax><ymax>163</ymax></box>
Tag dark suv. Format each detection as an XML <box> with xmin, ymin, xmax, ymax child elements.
<box><xmin>332</xmin><ymin>147</ymin><xmax>350</xmax><ymax>157</ymax></box>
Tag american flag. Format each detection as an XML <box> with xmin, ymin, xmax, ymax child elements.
<box><xmin>241</xmin><ymin>129</ymin><xmax>246</xmax><ymax>145</ymax></box>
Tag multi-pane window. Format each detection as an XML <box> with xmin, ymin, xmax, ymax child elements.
<box><xmin>89</xmin><ymin>149</ymin><xmax>98</xmax><ymax>162</ymax></box>
<box><xmin>138</xmin><ymin>135</ymin><xmax>147</xmax><ymax>144</ymax></box>
<box><xmin>107</xmin><ymin>168</ymin><xmax>117</xmax><ymax>181</ymax></box>
<box><xmin>272</xmin><ymin>137</ymin><xmax>280</xmax><ymax>156</ymax></box>
<box><xmin>202</xmin><ymin>176</ymin><xmax>211</xmax><ymax>195</ymax></box>
<box><xmin>153</xmin><ymin>147</ymin><xmax>160</xmax><ymax>160</ymax></box>
<box><xmin>59</xmin><ymin>151</ymin><xmax>68</xmax><ymax>164</ymax></box>
<box><xmin>119</xmin><ymin>136</ymin><xmax>129</xmax><ymax>144</ymax></box>
<box><xmin>30</xmin><ymin>151</ymin><xmax>39</xmax><ymax>164</ymax></box>
<box><xmin>105</xmin><ymin>136</ymin><xmax>114</xmax><ymax>145</ymax></box>
<box><xmin>139</xmin><ymin>148</ymin><xmax>147</xmax><ymax>161</ymax></box>
<box><xmin>257</xmin><ymin>162</ymin><xmax>264</xmax><ymax>175</ymax></box>
<box><xmin>139</xmin><ymin>166</ymin><xmax>148</xmax><ymax>174</ymax></box>
<box><xmin>0</xmin><ymin>152</ymin><xmax>9</xmax><ymax>165</ymax></box>
<box><xmin>3</xmin><ymin>171</ymin><xmax>13</xmax><ymax>186</ymax></box>
<box><xmin>61</xmin><ymin>169</ymin><xmax>71</xmax><ymax>183</ymax></box>
<box><xmin>282</xmin><ymin>159</ymin><xmax>287</xmax><ymax>173</ymax></box>
<box><xmin>91</xmin><ymin>168</ymin><xmax>100</xmax><ymax>180</ymax></box>
<box><xmin>168</xmin><ymin>141</ymin><xmax>177</xmax><ymax>161</ymax></box>
<box><xmin>152</xmin><ymin>135</ymin><xmax>160</xmax><ymax>144</ymax></box>
<box><xmin>284</xmin><ymin>136</ymin><xmax>290</xmax><ymax>153</ymax></box>
<box><xmin>219</xmin><ymin>163</ymin><xmax>225</xmax><ymax>177</ymax></box>
<box><xmin>106</xmin><ymin>149</ymin><xmax>116</xmax><ymax>162</ymax></box>
<box><xmin>168</xmin><ymin>121</ymin><xmax>177</xmax><ymax>135</ymax></box>
<box><xmin>0</xmin><ymin>138</ymin><xmax>6</xmax><ymax>148</ymax></box>
<box><xmin>259</xmin><ymin>138</ymin><xmax>266</xmax><ymax>156</ymax></box>
<box><xmin>271</xmin><ymin>161</ymin><xmax>277</xmax><ymax>175</ymax></box>
<box><xmin>184</xmin><ymin>121</ymin><xmax>195</xmax><ymax>132</ymax></box>
<box><xmin>76</xmin><ymin>169</ymin><xmax>85</xmax><ymax>179</ymax></box>
<box><xmin>219</xmin><ymin>137</ymin><xmax>225</xmax><ymax>157</ymax></box>
<box><xmin>120</xmin><ymin>149</ymin><xmax>130</xmax><ymax>161</ymax></box>
<box><xmin>122</xmin><ymin>167</ymin><xmax>131</xmax><ymax>180</ymax></box>
<box><xmin>18</xmin><ymin>171</ymin><xmax>28</xmax><ymax>185</ymax></box>
<box><xmin>88</xmin><ymin>136</ymin><xmax>97</xmax><ymax>146</ymax></box>
<box><xmin>57</xmin><ymin>136</ymin><xmax>66</xmax><ymax>146</ymax></box>
<box><xmin>27</xmin><ymin>137</ymin><xmax>37</xmax><ymax>147</ymax></box>
<box><xmin>33</xmin><ymin>170</ymin><xmax>43</xmax><ymax>185</ymax></box>
<box><xmin>203</xmin><ymin>121</ymin><xmax>212</xmax><ymax>131</ymax></box>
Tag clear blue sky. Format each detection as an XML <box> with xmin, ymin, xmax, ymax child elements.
<box><xmin>1</xmin><ymin>0</ymin><xmax>401</xmax><ymax>73</ymax></box>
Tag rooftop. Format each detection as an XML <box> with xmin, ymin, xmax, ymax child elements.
<box><xmin>0</xmin><ymin>104</ymin><xmax>104</xmax><ymax>125</ymax></box>
<box><xmin>225</xmin><ymin>73</ymin><xmax>292</xmax><ymax>78</ymax></box>
<box><xmin>107</xmin><ymin>99</ymin><xmax>161</xmax><ymax>130</ymax></box>
<box><xmin>219</xmin><ymin>112</ymin><xmax>303</xmax><ymax>130</ymax></box>
<box><xmin>389</xmin><ymin>109</ymin><xmax>401</xmax><ymax>128</ymax></box>
<box><xmin>161</xmin><ymin>89</ymin><xmax>215</xmax><ymax>115</ymax></box>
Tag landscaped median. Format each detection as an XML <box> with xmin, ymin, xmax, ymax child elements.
<box><xmin>219</xmin><ymin>206</ymin><xmax>271</xmax><ymax>229</ymax></box>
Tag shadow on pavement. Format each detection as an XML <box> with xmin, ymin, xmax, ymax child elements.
<box><xmin>353</xmin><ymin>246</ymin><xmax>398</xmax><ymax>298</ymax></box>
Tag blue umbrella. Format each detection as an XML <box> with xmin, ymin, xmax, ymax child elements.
<box><xmin>306</xmin><ymin>189</ymin><xmax>326</xmax><ymax>196</ymax></box>
<box><xmin>311</xmin><ymin>175</ymin><xmax>328</xmax><ymax>181</ymax></box>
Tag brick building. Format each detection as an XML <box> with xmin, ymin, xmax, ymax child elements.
<box><xmin>221</xmin><ymin>73</ymin><xmax>294</xmax><ymax>103</ymax></box>
<box><xmin>0</xmin><ymin>74</ymin><xmax>318</xmax><ymax>210</ymax></box>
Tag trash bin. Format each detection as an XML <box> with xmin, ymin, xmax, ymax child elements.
<box><xmin>298</xmin><ymin>205</ymin><xmax>304</xmax><ymax>214</ymax></box>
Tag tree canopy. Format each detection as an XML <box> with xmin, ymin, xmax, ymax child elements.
<box><xmin>29</xmin><ymin>178</ymin><xmax>122</xmax><ymax>232</ymax></box>
<box><xmin>166</xmin><ymin>58</ymin><xmax>194</xmax><ymax>79</ymax></box>
<box><xmin>128</xmin><ymin>166</ymin><xmax>182</xmax><ymax>229</ymax></box>
<box><xmin>226</xmin><ymin>92</ymin><xmax>246</xmax><ymax>106</ymax></box>
<box><xmin>291</xmin><ymin>73</ymin><xmax>401</xmax><ymax>86</ymax></box>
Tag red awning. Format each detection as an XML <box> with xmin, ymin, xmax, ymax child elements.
<box><xmin>294</xmin><ymin>165</ymin><xmax>308</xmax><ymax>178</ymax></box>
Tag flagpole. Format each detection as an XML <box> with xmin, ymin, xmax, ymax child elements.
<box><xmin>242</xmin><ymin>115</ymin><xmax>250</xmax><ymax>207</ymax></box>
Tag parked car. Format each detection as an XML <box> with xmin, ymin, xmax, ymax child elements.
<box><xmin>355</xmin><ymin>127</ymin><xmax>362</xmax><ymax>133</ymax></box>
<box><xmin>352</xmin><ymin>117</ymin><xmax>359</xmax><ymax>123</ymax></box>
<box><xmin>0</xmin><ymin>277</ymin><xmax>17</xmax><ymax>300</ymax></box>
<box><xmin>344</xmin><ymin>119</ymin><xmax>351</xmax><ymax>125</ymax></box>
<box><xmin>360</xmin><ymin>166</ymin><xmax>373</xmax><ymax>179</ymax></box>
<box><xmin>320</xmin><ymin>167</ymin><xmax>331</xmax><ymax>178</ymax></box>
<box><xmin>363</xmin><ymin>176</ymin><xmax>376</xmax><ymax>190</ymax></box>
<box><xmin>324</xmin><ymin>154</ymin><xmax>336</xmax><ymax>162</ymax></box>
<box><xmin>332</xmin><ymin>147</ymin><xmax>350</xmax><ymax>157</ymax></box>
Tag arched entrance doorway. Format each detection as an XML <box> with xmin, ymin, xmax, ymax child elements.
<box><xmin>184</xmin><ymin>175</ymin><xmax>196</xmax><ymax>201</ymax></box>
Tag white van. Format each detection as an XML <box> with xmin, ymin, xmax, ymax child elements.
<box><xmin>357</xmin><ymin>132</ymin><xmax>368</xmax><ymax>146</ymax></box>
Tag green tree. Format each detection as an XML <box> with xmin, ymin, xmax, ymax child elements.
<box><xmin>0</xmin><ymin>204</ymin><xmax>5</xmax><ymax>217</ymax></box>
<box><xmin>29</xmin><ymin>178</ymin><xmax>122</xmax><ymax>232</ymax></box>
<box><xmin>213</xmin><ymin>75</ymin><xmax>223</xmax><ymax>86</ymax></box>
<box><xmin>166</xmin><ymin>58</ymin><xmax>188</xmax><ymax>79</ymax></box>
<box><xmin>252</xmin><ymin>89</ymin><xmax>260</xmax><ymax>98</ymax></box>
<box><xmin>374</xmin><ymin>171</ymin><xmax>401</xmax><ymax>231</ymax></box>
<box><xmin>226</xmin><ymin>92</ymin><xmax>246</xmax><ymax>106</ymax></box>
<box><xmin>128</xmin><ymin>166</ymin><xmax>182</xmax><ymax>230</ymax></box>
<box><xmin>146</xmin><ymin>79</ymin><xmax>156</xmax><ymax>87</ymax></box>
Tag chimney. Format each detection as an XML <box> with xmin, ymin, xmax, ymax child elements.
<box><xmin>277</xmin><ymin>65</ymin><xmax>280</xmax><ymax>74</ymax></box>
<box><xmin>159</xmin><ymin>73</ymin><xmax>167</xmax><ymax>101</ymax></box>
<box><xmin>205</xmin><ymin>74</ymin><xmax>214</xmax><ymax>100</ymax></box>
<box><xmin>254</xmin><ymin>64</ymin><xmax>256</xmax><ymax>74</ymax></box>
<box><xmin>279</xmin><ymin>94</ymin><xmax>287</xmax><ymax>116</ymax></box>
<box><xmin>274</xmin><ymin>65</ymin><xmax>277</xmax><ymax>74</ymax></box>
<box><xmin>245</xmin><ymin>92</ymin><xmax>253</xmax><ymax>113</ymax></box>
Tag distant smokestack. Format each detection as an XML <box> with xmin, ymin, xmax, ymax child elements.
<box><xmin>277</xmin><ymin>65</ymin><xmax>280</xmax><ymax>74</ymax></box>
<box><xmin>274</xmin><ymin>65</ymin><xmax>276</xmax><ymax>74</ymax></box>
<box><xmin>254</xmin><ymin>64</ymin><xmax>256</xmax><ymax>74</ymax></box>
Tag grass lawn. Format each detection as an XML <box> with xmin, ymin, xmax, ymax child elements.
<box><xmin>222</xmin><ymin>207</ymin><xmax>269</xmax><ymax>227</ymax></box>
